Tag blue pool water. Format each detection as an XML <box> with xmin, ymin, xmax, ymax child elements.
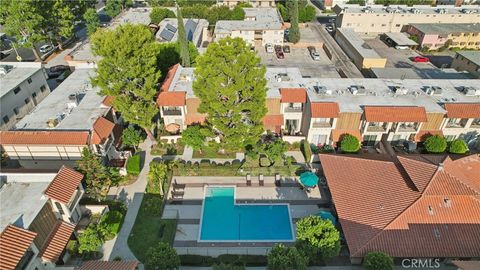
<box><xmin>199</xmin><ymin>187</ymin><xmax>293</xmax><ymax>241</ymax></box>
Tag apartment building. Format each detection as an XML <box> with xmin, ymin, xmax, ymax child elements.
<box><xmin>333</xmin><ymin>4</ymin><xmax>480</xmax><ymax>34</ymax></box>
<box><xmin>406</xmin><ymin>23</ymin><xmax>480</xmax><ymax>50</ymax></box>
<box><xmin>214</xmin><ymin>8</ymin><xmax>284</xmax><ymax>46</ymax></box>
<box><xmin>451</xmin><ymin>51</ymin><xmax>480</xmax><ymax>78</ymax></box>
<box><xmin>0</xmin><ymin>68</ymin><xmax>127</xmax><ymax>169</ymax></box>
<box><xmin>217</xmin><ymin>0</ymin><xmax>275</xmax><ymax>7</ymax></box>
<box><xmin>0</xmin><ymin>62</ymin><xmax>51</xmax><ymax>131</ymax></box>
<box><xmin>156</xmin><ymin>18</ymin><xmax>209</xmax><ymax>48</ymax></box>
<box><xmin>0</xmin><ymin>167</ymin><xmax>84</xmax><ymax>270</ymax></box>
<box><xmin>335</xmin><ymin>28</ymin><xmax>387</xmax><ymax>70</ymax></box>
<box><xmin>157</xmin><ymin>65</ymin><xmax>480</xmax><ymax>149</ymax></box>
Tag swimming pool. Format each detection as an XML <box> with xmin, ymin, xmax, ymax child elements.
<box><xmin>199</xmin><ymin>186</ymin><xmax>294</xmax><ymax>241</ymax></box>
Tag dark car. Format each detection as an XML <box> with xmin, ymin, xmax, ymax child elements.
<box><xmin>47</xmin><ymin>65</ymin><xmax>70</xmax><ymax>78</ymax></box>
<box><xmin>274</xmin><ymin>45</ymin><xmax>282</xmax><ymax>52</ymax></box>
<box><xmin>283</xmin><ymin>45</ymin><xmax>290</xmax><ymax>53</ymax></box>
<box><xmin>276</xmin><ymin>50</ymin><xmax>285</xmax><ymax>59</ymax></box>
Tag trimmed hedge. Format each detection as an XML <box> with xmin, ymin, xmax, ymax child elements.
<box><xmin>340</xmin><ymin>134</ymin><xmax>360</xmax><ymax>153</ymax></box>
<box><xmin>363</xmin><ymin>251</ymin><xmax>393</xmax><ymax>270</ymax></box>
<box><xmin>449</xmin><ymin>139</ymin><xmax>468</xmax><ymax>154</ymax></box>
<box><xmin>425</xmin><ymin>135</ymin><xmax>447</xmax><ymax>153</ymax></box>
<box><xmin>301</xmin><ymin>140</ymin><xmax>312</xmax><ymax>162</ymax></box>
<box><xmin>126</xmin><ymin>154</ymin><xmax>141</xmax><ymax>175</ymax></box>
<box><xmin>180</xmin><ymin>254</ymin><xmax>267</xmax><ymax>267</ymax></box>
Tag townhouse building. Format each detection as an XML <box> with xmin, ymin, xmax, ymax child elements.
<box><xmin>406</xmin><ymin>23</ymin><xmax>480</xmax><ymax>50</ymax></box>
<box><xmin>214</xmin><ymin>8</ymin><xmax>284</xmax><ymax>46</ymax></box>
<box><xmin>0</xmin><ymin>166</ymin><xmax>84</xmax><ymax>270</ymax></box>
<box><xmin>156</xmin><ymin>18</ymin><xmax>209</xmax><ymax>48</ymax></box>
<box><xmin>333</xmin><ymin>4</ymin><xmax>480</xmax><ymax>35</ymax></box>
<box><xmin>156</xmin><ymin>65</ymin><xmax>480</xmax><ymax>149</ymax></box>
<box><xmin>0</xmin><ymin>67</ymin><xmax>127</xmax><ymax>169</ymax></box>
<box><xmin>0</xmin><ymin>62</ymin><xmax>51</xmax><ymax>131</ymax></box>
<box><xmin>451</xmin><ymin>51</ymin><xmax>480</xmax><ymax>78</ymax></box>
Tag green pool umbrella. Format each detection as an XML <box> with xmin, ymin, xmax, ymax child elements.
<box><xmin>300</xmin><ymin>171</ymin><xmax>318</xmax><ymax>188</ymax></box>
<box><xmin>317</xmin><ymin>211</ymin><xmax>336</xmax><ymax>225</ymax></box>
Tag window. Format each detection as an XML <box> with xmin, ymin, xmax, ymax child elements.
<box><xmin>27</xmin><ymin>78</ymin><xmax>32</xmax><ymax>84</ymax></box>
<box><xmin>3</xmin><ymin>115</ymin><xmax>9</xmax><ymax>124</ymax></box>
<box><xmin>363</xmin><ymin>135</ymin><xmax>377</xmax><ymax>147</ymax></box>
<box><xmin>471</xmin><ymin>118</ymin><xmax>480</xmax><ymax>127</ymax></box>
<box><xmin>32</xmin><ymin>92</ymin><xmax>37</xmax><ymax>98</ymax></box>
<box><xmin>40</xmin><ymin>84</ymin><xmax>47</xmax><ymax>92</ymax></box>
<box><xmin>13</xmin><ymin>107</ymin><xmax>19</xmax><ymax>115</ymax></box>
<box><xmin>55</xmin><ymin>202</ymin><xmax>65</xmax><ymax>215</ymax></box>
<box><xmin>24</xmin><ymin>98</ymin><xmax>30</xmax><ymax>105</ymax></box>
<box><xmin>13</xmin><ymin>87</ymin><xmax>21</xmax><ymax>94</ymax></box>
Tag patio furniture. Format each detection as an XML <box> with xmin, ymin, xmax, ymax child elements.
<box><xmin>246</xmin><ymin>174</ymin><xmax>251</xmax><ymax>186</ymax></box>
<box><xmin>275</xmin><ymin>173</ymin><xmax>281</xmax><ymax>187</ymax></box>
<box><xmin>171</xmin><ymin>189</ymin><xmax>184</xmax><ymax>198</ymax></box>
<box><xmin>300</xmin><ymin>171</ymin><xmax>319</xmax><ymax>189</ymax></box>
<box><xmin>259</xmin><ymin>174</ymin><xmax>264</xmax><ymax>186</ymax></box>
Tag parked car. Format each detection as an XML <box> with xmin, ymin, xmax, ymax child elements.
<box><xmin>265</xmin><ymin>43</ymin><xmax>274</xmax><ymax>53</ymax></box>
<box><xmin>328</xmin><ymin>18</ymin><xmax>336</xmax><ymax>23</ymax></box>
<box><xmin>412</xmin><ymin>56</ymin><xmax>429</xmax><ymax>63</ymax></box>
<box><xmin>39</xmin><ymin>44</ymin><xmax>53</xmax><ymax>54</ymax></box>
<box><xmin>326</xmin><ymin>25</ymin><xmax>334</xmax><ymax>33</ymax></box>
<box><xmin>276</xmin><ymin>50</ymin><xmax>285</xmax><ymax>59</ymax></box>
<box><xmin>308</xmin><ymin>46</ymin><xmax>320</xmax><ymax>60</ymax></box>
<box><xmin>274</xmin><ymin>45</ymin><xmax>282</xmax><ymax>52</ymax></box>
<box><xmin>283</xmin><ymin>45</ymin><xmax>290</xmax><ymax>53</ymax></box>
<box><xmin>47</xmin><ymin>65</ymin><xmax>69</xmax><ymax>78</ymax></box>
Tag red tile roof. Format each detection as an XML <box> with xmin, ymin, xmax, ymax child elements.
<box><xmin>40</xmin><ymin>221</ymin><xmax>75</xmax><ymax>262</ymax></box>
<box><xmin>311</xmin><ymin>102</ymin><xmax>339</xmax><ymax>118</ymax></box>
<box><xmin>91</xmin><ymin>117</ymin><xmax>115</xmax><ymax>145</ymax></box>
<box><xmin>320</xmin><ymin>154</ymin><xmax>480</xmax><ymax>259</ymax></box>
<box><xmin>280</xmin><ymin>88</ymin><xmax>307</xmax><ymax>103</ymax></box>
<box><xmin>44</xmin><ymin>166</ymin><xmax>84</xmax><ymax>204</ymax></box>
<box><xmin>445</xmin><ymin>103</ymin><xmax>480</xmax><ymax>119</ymax></box>
<box><xmin>415</xmin><ymin>130</ymin><xmax>443</xmax><ymax>142</ymax></box>
<box><xmin>0</xmin><ymin>131</ymin><xmax>89</xmax><ymax>145</ymax></box>
<box><xmin>364</xmin><ymin>106</ymin><xmax>427</xmax><ymax>122</ymax></box>
<box><xmin>160</xmin><ymin>64</ymin><xmax>180</xmax><ymax>93</ymax></box>
<box><xmin>452</xmin><ymin>260</ymin><xmax>480</xmax><ymax>270</ymax></box>
<box><xmin>331</xmin><ymin>129</ymin><xmax>362</xmax><ymax>142</ymax></box>
<box><xmin>157</xmin><ymin>91</ymin><xmax>186</xmax><ymax>106</ymax></box>
<box><xmin>185</xmin><ymin>114</ymin><xmax>206</xmax><ymax>125</ymax></box>
<box><xmin>77</xmin><ymin>261</ymin><xmax>139</xmax><ymax>270</ymax></box>
<box><xmin>0</xmin><ymin>225</ymin><xmax>37</xmax><ymax>270</ymax></box>
<box><xmin>102</xmin><ymin>96</ymin><xmax>115</xmax><ymax>107</ymax></box>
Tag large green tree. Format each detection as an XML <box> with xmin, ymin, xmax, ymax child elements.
<box><xmin>91</xmin><ymin>24</ymin><xmax>161</xmax><ymax>136</ymax></box>
<box><xmin>122</xmin><ymin>126</ymin><xmax>144</xmax><ymax>151</ymax></box>
<box><xmin>76</xmin><ymin>148</ymin><xmax>111</xmax><ymax>201</ymax></box>
<box><xmin>105</xmin><ymin>0</ymin><xmax>133</xmax><ymax>18</ymax></box>
<box><xmin>287</xmin><ymin>0</ymin><xmax>300</xmax><ymax>43</ymax></box>
<box><xmin>84</xmin><ymin>8</ymin><xmax>100</xmax><ymax>36</ymax></box>
<box><xmin>78</xmin><ymin>224</ymin><xmax>104</xmax><ymax>254</ymax></box>
<box><xmin>267</xmin><ymin>244</ymin><xmax>308</xmax><ymax>270</ymax></box>
<box><xmin>296</xmin><ymin>215</ymin><xmax>341</xmax><ymax>261</ymax></box>
<box><xmin>148</xmin><ymin>162</ymin><xmax>169</xmax><ymax>196</ymax></box>
<box><xmin>150</xmin><ymin>7</ymin><xmax>176</xmax><ymax>24</ymax></box>
<box><xmin>181</xmin><ymin>125</ymin><xmax>208</xmax><ymax>152</ymax></box>
<box><xmin>176</xmin><ymin>6</ymin><xmax>191</xmax><ymax>67</ymax></box>
<box><xmin>193</xmin><ymin>37</ymin><xmax>267</xmax><ymax>150</ymax></box>
<box><xmin>363</xmin><ymin>252</ymin><xmax>394</xmax><ymax>270</ymax></box>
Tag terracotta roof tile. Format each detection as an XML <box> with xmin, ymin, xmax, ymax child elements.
<box><xmin>445</xmin><ymin>103</ymin><xmax>480</xmax><ymax>119</ymax></box>
<box><xmin>77</xmin><ymin>261</ymin><xmax>139</xmax><ymax>270</ymax></box>
<box><xmin>185</xmin><ymin>114</ymin><xmax>206</xmax><ymax>125</ymax></box>
<box><xmin>331</xmin><ymin>129</ymin><xmax>362</xmax><ymax>142</ymax></box>
<box><xmin>102</xmin><ymin>96</ymin><xmax>115</xmax><ymax>107</ymax></box>
<box><xmin>157</xmin><ymin>91</ymin><xmax>186</xmax><ymax>106</ymax></box>
<box><xmin>40</xmin><ymin>221</ymin><xmax>75</xmax><ymax>262</ymax></box>
<box><xmin>160</xmin><ymin>64</ymin><xmax>180</xmax><ymax>92</ymax></box>
<box><xmin>415</xmin><ymin>130</ymin><xmax>444</xmax><ymax>142</ymax></box>
<box><xmin>0</xmin><ymin>131</ymin><xmax>89</xmax><ymax>145</ymax></box>
<box><xmin>0</xmin><ymin>225</ymin><xmax>37</xmax><ymax>270</ymax></box>
<box><xmin>311</xmin><ymin>102</ymin><xmax>339</xmax><ymax>118</ymax></box>
<box><xmin>44</xmin><ymin>166</ymin><xmax>84</xmax><ymax>204</ymax></box>
<box><xmin>280</xmin><ymin>88</ymin><xmax>307</xmax><ymax>103</ymax></box>
<box><xmin>452</xmin><ymin>260</ymin><xmax>480</xmax><ymax>270</ymax></box>
<box><xmin>91</xmin><ymin>117</ymin><xmax>116</xmax><ymax>145</ymax></box>
<box><xmin>398</xmin><ymin>156</ymin><xmax>438</xmax><ymax>192</ymax></box>
<box><xmin>364</xmin><ymin>106</ymin><xmax>427</xmax><ymax>122</ymax></box>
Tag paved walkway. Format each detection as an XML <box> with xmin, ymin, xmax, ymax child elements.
<box><xmin>102</xmin><ymin>138</ymin><xmax>154</xmax><ymax>263</ymax></box>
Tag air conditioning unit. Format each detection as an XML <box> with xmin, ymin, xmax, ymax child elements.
<box><xmin>424</xmin><ymin>86</ymin><xmax>443</xmax><ymax>96</ymax></box>
<box><xmin>460</xmin><ymin>86</ymin><xmax>480</xmax><ymax>96</ymax></box>
<box><xmin>314</xmin><ymin>85</ymin><xmax>332</xmax><ymax>95</ymax></box>
<box><xmin>349</xmin><ymin>85</ymin><xmax>366</xmax><ymax>95</ymax></box>
<box><xmin>67</xmin><ymin>94</ymin><xmax>79</xmax><ymax>109</ymax></box>
<box><xmin>393</xmin><ymin>86</ymin><xmax>408</xmax><ymax>95</ymax></box>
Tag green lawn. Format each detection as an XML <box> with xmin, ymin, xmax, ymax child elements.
<box><xmin>127</xmin><ymin>194</ymin><xmax>177</xmax><ymax>263</ymax></box>
<box><xmin>151</xmin><ymin>142</ymin><xmax>185</xmax><ymax>156</ymax></box>
<box><xmin>192</xmin><ymin>148</ymin><xmax>238</xmax><ymax>159</ymax></box>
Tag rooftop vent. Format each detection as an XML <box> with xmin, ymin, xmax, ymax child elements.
<box><xmin>428</xmin><ymin>205</ymin><xmax>434</xmax><ymax>215</ymax></box>
<box><xmin>443</xmin><ymin>197</ymin><xmax>451</xmax><ymax>208</ymax></box>
<box><xmin>276</xmin><ymin>73</ymin><xmax>290</xmax><ymax>82</ymax></box>
<box><xmin>0</xmin><ymin>65</ymin><xmax>13</xmax><ymax>76</ymax></box>
<box><xmin>349</xmin><ymin>85</ymin><xmax>366</xmax><ymax>95</ymax></box>
<box><xmin>424</xmin><ymin>86</ymin><xmax>443</xmax><ymax>96</ymax></box>
<box><xmin>459</xmin><ymin>86</ymin><xmax>480</xmax><ymax>96</ymax></box>
<box><xmin>67</xmin><ymin>94</ymin><xmax>79</xmax><ymax>109</ymax></box>
<box><xmin>437</xmin><ymin>8</ymin><xmax>447</xmax><ymax>14</ymax></box>
<box><xmin>46</xmin><ymin>118</ymin><xmax>59</xmax><ymax>128</ymax></box>
<box><xmin>313</xmin><ymin>85</ymin><xmax>332</xmax><ymax>95</ymax></box>
<box><xmin>411</xmin><ymin>8</ymin><xmax>422</xmax><ymax>14</ymax></box>
<box><xmin>433</xmin><ymin>228</ymin><xmax>441</xmax><ymax>238</ymax></box>
<box><xmin>462</xmin><ymin>9</ymin><xmax>472</xmax><ymax>14</ymax></box>
<box><xmin>392</xmin><ymin>86</ymin><xmax>408</xmax><ymax>95</ymax></box>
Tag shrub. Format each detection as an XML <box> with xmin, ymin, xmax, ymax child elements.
<box><xmin>310</xmin><ymin>143</ymin><xmax>319</xmax><ymax>154</ymax></box>
<box><xmin>267</xmin><ymin>244</ymin><xmax>308</xmax><ymax>270</ymax></box>
<box><xmin>424</xmin><ymin>135</ymin><xmax>447</xmax><ymax>153</ymax></box>
<box><xmin>340</xmin><ymin>134</ymin><xmax>360</xmax><ymax>153</ymax></box>
<box><xmin>319</xmin><ymin>145</ymin><xmax>334</xmax><ymax>153</ymax></box>
<box><xmin>66</xmin><ymin>240</ymin><xmax>78</xmax><ymax>255</ymax></box>
<box><xmin>99</xmin><ymin>210</ymin><xmax>124</xmax><ymax>240</ymax></box>
<box><xmin>449</xmin><ymin>139</ymin><xmax>468</xmax><ymax>154</ymax></box>
<box><xmin>78</xmin><ymin>224</ymin><xmax>103</xmax><ymax>254</ymax></box>
<box><xmin>213</xmin><ymin>263</ymin><xmax>245</xmax><ymax>270</ymax></box>
<box><xmin>145</xmin><ymin>242</ymin><xmax>180</xmax><ymax>270</ymax></box>
<box><xmin>296</xmin><ymin>215</ymin><xmax>341</xmax><ymax>261</ymax></box>
<box><xmin>260</xmin><ymin>156</ymin><xmax>271</xmax><ymax>167</ymax></box>
<box><xmin>301</xmin><ymin>140</ymin><xmax>312</xmax><ymax>162</ymax></box>
<box><xmin>150</xmin><ymin>7</ymin><xmax>175</xmax><ymax>24</ymax></box>
<box><xmin>126</xmin><ymin>155</ymin><xmax>141</xmax><ymax>175</ymax></box>
<box><xmin>363</xmin><ymin>252</ymin><xmax>393</xmax><ymax>270</ymax></box>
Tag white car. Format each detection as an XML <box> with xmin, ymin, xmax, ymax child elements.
<box><xmin>265</xmin><ymin>43</ymin><xmax>274</xmax><ymax>53</ymax></box>
<box><xmin>311</xmin><ymin>52</ymin><xmax>321</xmax><ymax>61</ymax></box>
<box><xmin>326</xmin><ymin>25</ymin><xmax>334</xmax><ymax>33</ymax></box>
<box><xmin>39</xmin><ymin>44</ymin><xmax>53</xmax><ymax>54</ymax></box>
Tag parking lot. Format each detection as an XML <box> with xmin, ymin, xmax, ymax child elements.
<box><xmin>364</xmin><ymin>37</ymin><xmax>436</xmax><ymax>69</ymax></box>
<box><xmin>257</xmin><ymin>45</ymin><xmax>341</xmax><ymax>78</ymax></box>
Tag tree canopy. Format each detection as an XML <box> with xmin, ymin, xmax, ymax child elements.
<box><xmin>193</xmin><ymin>37</ymin><xmax>267</xmax><ymax>150</ymax></box>
<box><xmin>84</xmin><ymin>8</ymin><xmax>100</xmax><ymax>36</ymax></box>
<box><xmin>145</xmin><ymin>242</ymin><xmax>180</xmax><ymax>270</ymax></box>
<box><xmin>424</xmin><ymin>135</ymin><xmax>447</xmax><ymax>153</ymax></box>
<box><xmin>105</xmin><ymin>0</ymin><xmax>133</xmax><ymax>18</ymax></box>
<box><xmin>177</xmin><ymin>6</ymin><xmax>191</xmax><ymax>67</ymax></box>
<box><xmin>296</xmin><ymin>215</ymin><xmax>341</xmax><ymax>260</ymax></box>
<box><xmin>363</xmin><ymin>252</ymin><xmax>394</xmax><ymax>270</ymax></box>
<box><xmin>148</xmin><ymin>162</ymin><xmax>169</xmax><ymax>195</ymax></box>
<box><xmin>91</xmin><ymin>24</ymin><xmax>161</xmax><ymax>133</ymax></box>
<box><xmin>122</xmin><ymin>126</ymin><xmax>144</xmax><ymax>151</ymax></box>
<box><xmin>267</xmin><ymin>244</ymin><xmax>308</xmax><ymax>270</ymax></box>
<box><xmin>449</xmin><ymin>139</ymin><xmax>468</xmax><ymax>154</ymax></box>
<box><xmin>340</xmin><ymin>134</ymin><xmax>361</xmax><ymax>153</ymax></box>
<box><xmin>76</xmin><ymin>148</ymin><xmax>112</xmax><ymax>201</ymax></box>
<box><xmin>78</xmin><ymin>224</ymin><xmax>103</xmax><ymax>254</ymax></box>
<box><xmin>181</xmin><ymin>125</ymin><xmax>208</xmax><ymax>151</ymax></box>
<box><xmin>287</xmin><ymin>0</ymin><xmax>300</xmax><ymax>43</ymax></box>
<box><xmin>150</xmin><ymin>7</ymin><xmax>176</xmax><ymax>24</ymax></box>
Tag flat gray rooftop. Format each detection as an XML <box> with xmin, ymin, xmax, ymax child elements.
<box><xmin>370</xmin><ymin>67</ymin><xmax>475</xmax><ymax>80</ymax></box>
<box><xmin>215</xmin><ymin>8</ymin><xmax>283</xmax><ymax>34</ymax></box>
<box><xmin>337</xmin><ymin>28</ymin><xmax>384</xmax><ymax>59</ymax></box>
<box><xmin>0</xmin><ymin>181</ymin><xmax>49</xmax><ymax>231</ymax></box>
<box><xmin>335</xmin><ymin>4</ymin><xmax>480</xmax><ymax>15</ymax></box>
<box><xmin>0</xmin><ymin>64</ymin><xmax>42</xmax><ymax>98</ymax></box>
<box><xmin>410</xmin><ymin>23</ymin><xmax>480</xmax><ymax>34</ymax></box>
<box><xmin>383</xmin><ymin>32</ymin><xmax>418</xmax><ymax>46</ymax></box>
<box><xmin>456</xmin><ymin>51</ymin><xmax>480</xmax><ymax>66</ymax></box>
<box><xmin>156</xmin><ymin>18</ymin><xmax>208</xmax><ymax>46</ymax></box>
<box><xmin>109</xmin><ymin>7</ymin><xmax>153</xmax><ymax>29</ymax></box>
<box><xmin>15</xmin><ymin>68</ymin><xmax>108</xmax><ymax>130</ymax></box>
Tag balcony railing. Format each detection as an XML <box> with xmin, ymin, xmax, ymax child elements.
<box><xmin>366</xmin><ymin>126</ymin><xmax>386</xmax><ymax>132</ymax></box>
<box><xmin>446</xmin><ymin>123</ymin><xmax>466</xmax><ymax>128</ymax></box>
<box><xmin>284</xmin><ymin>107</ymin><xmax>302</xmax><ymax>113</ymax></box>
<box><xmin>397</xmin><ymin>125</ymin><xmax>417</xmax><ymax>132</ymax></box>
<box><xmin>312</xmin><ymin>122</ymin><xmax>332</xmax><ymax>128</ymax></box>
<box><xmin>163</xmin><ymin>109</ymin><xmax>182</xmax><ymax>116</ymax></box>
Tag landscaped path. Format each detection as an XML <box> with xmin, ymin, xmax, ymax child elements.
<box><xmin>102</xmin><ymin>137</ymin><xmax>154</xmax><ymax>264</ymax></box>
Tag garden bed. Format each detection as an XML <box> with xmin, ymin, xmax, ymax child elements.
<box><xmin>192</xmin><ymin>148</ymin><xmax>238</xmax><ymax>159</ymax></box>
<box><xmin>151</xmin><ymin>141</ymin><xmax>185</xmax><ymax>156</ymax></box>
<box><xmin>180</xmin><ymin>254</ymin><xmax>267</xmax><ymax>267</ymax></box>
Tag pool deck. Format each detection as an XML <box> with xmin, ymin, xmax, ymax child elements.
<box><xmin>163</xmin><ymin>176</ymin><xmax>330</xmax><ymax>256</ymax></box>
